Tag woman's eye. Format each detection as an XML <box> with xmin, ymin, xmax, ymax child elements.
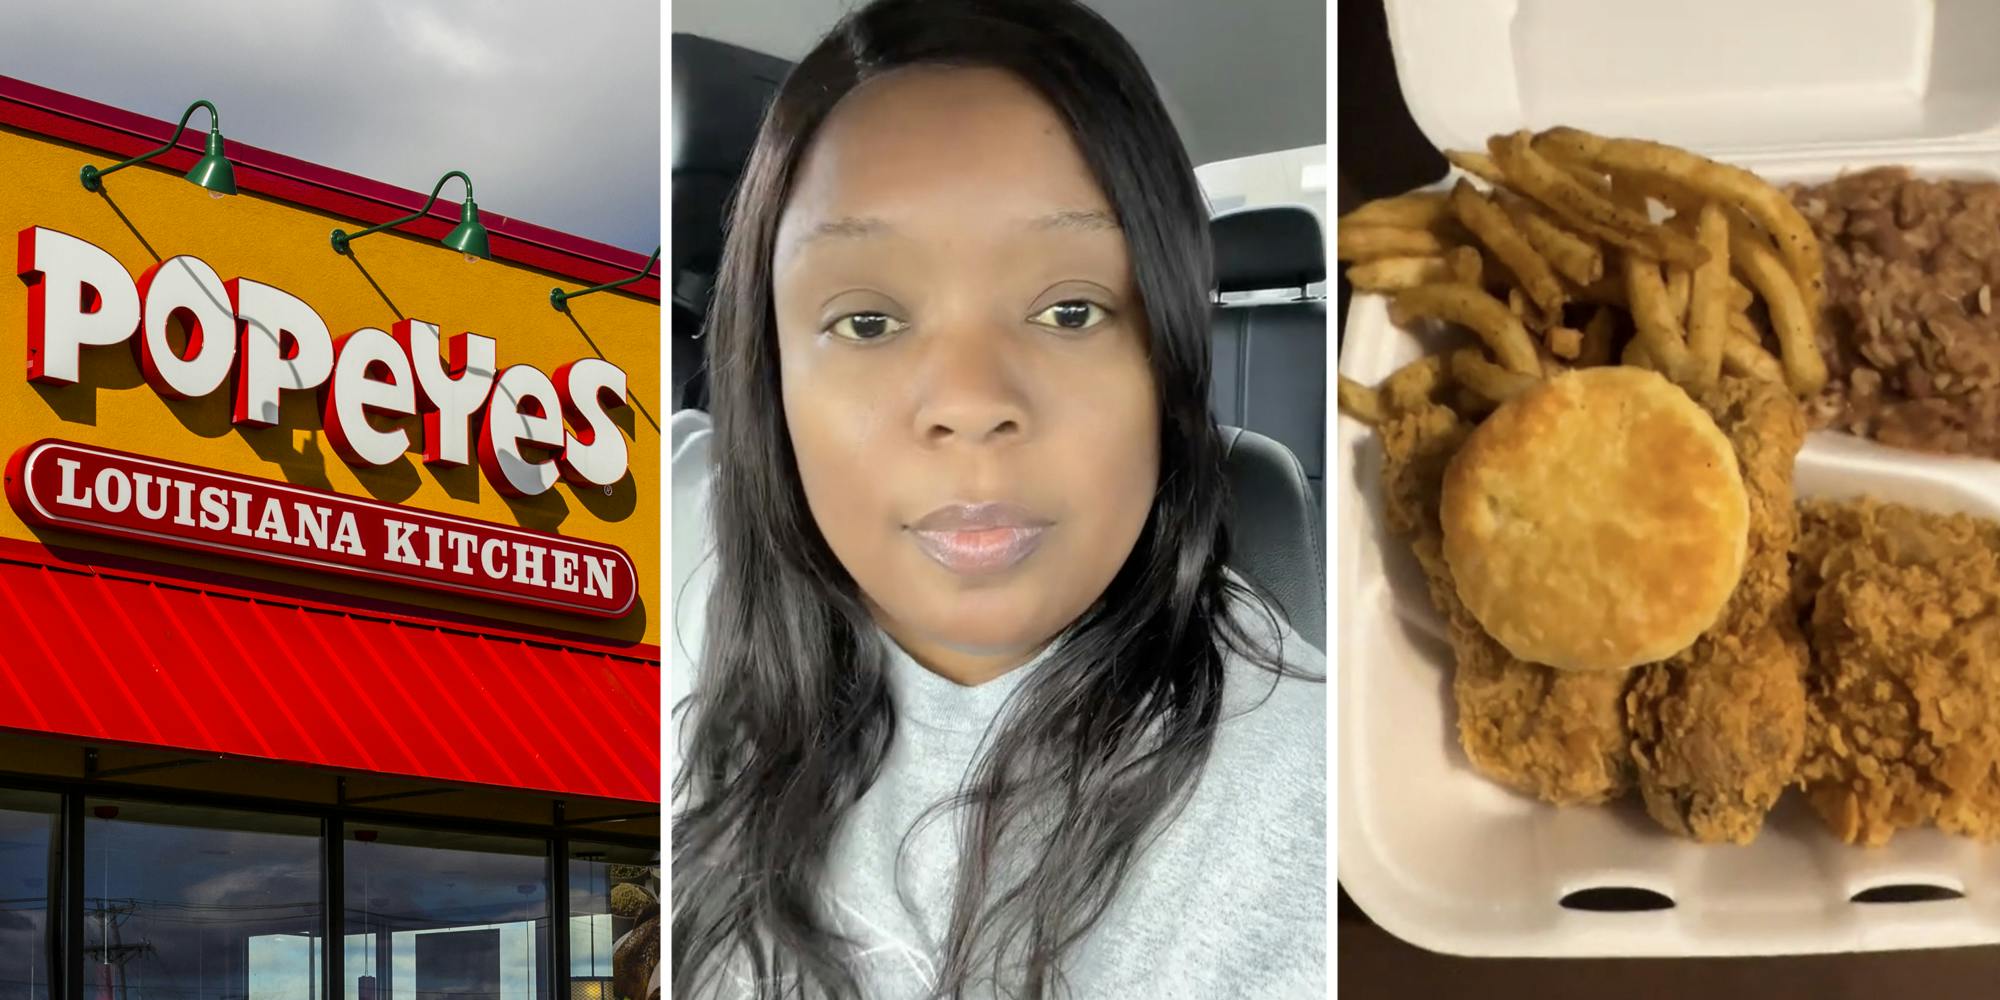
<box><xmin>825</xmin><ymin>312</ymin><xmax>908</xmax><ymax>341</ymax></box>
<box><xmin>1028</xmin><ymin>300</ymin><xmax>1110</xmax><ymax>332</ymax></box>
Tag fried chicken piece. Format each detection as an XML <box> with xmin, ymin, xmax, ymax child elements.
<box><xmin>1795</xmin><ymin>498</ymin><xmax>2000</xmax><ymax>846</ymax></box>
<box><xmin>1378</xmin><ymin>400</ymin><xmax>1465</xmax><ymax>542</ymax></box>
<box><xmin>1379</xmin><ymin>403</ymin><xmax>1632</xmax><ymax>805</ymax></box>
<box><xmin>1691</xmin><ymin>376</ymin><xmax>1808</xmax><ymax>638</ymax></box>
<box><xmin>1446</xmin><ymin>584</ymin><xmax>1635</xmax><ymax>805</ymax></box>
<box><xmin>1627</xmin><ymin>622</ymin><xmax>1809</xmax><ymax>843</ymax></box>
<box><xmin>1626</xmin><ymin>376</ymin><xmax>1810</xmax><ymax>843</ymax></box>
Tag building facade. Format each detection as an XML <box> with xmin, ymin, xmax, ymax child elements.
<box><xmin>0</xmin><ymin>76</ymin><xmax>661</xmax><ymax>1000</ymax></box>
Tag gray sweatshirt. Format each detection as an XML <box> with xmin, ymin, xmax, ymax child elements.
<box><xmin>670</xmin><ymin>410</ymin><xmax>1326</xmax><ymax>999</ymax></box>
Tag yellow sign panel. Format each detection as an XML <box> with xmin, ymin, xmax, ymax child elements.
<box><xmin>0</xmin><ymin>125</ymin><xmax>660</xmax><ymax>647</ymax></box>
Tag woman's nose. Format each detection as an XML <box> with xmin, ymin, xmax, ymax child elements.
<box><xmin>911</xmin><ymin>327</ymin><xmax>1030</xmax><ymax>445</ymax></box>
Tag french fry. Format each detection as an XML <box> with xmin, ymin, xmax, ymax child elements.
<box><xmin>1339</xmin><ymin>192</ymin><xmax>1451</xmax><ymax>230</ymax></box>
<box><xmin>1665</xmin><ymin>268</ymin><xmax>1691</xmax><ymax>322</ymax></box>
<box><xmin>1622</xmin><ymin>338</ymin><xmax>1655</xmax><ymax>370</ymax></box>
<box><xmin>1611</xmin><ymin>179</ymin><xmax>1694</xmax><ymax>382</ymax></box>
<box><xmin>1548</xmin><ymin>326</ymin><xmax>1583</xmax><ymax>360</ymax></box>
<box><xmin>1575</xmin><ymin>274</ymin><xmax>1628</xmax><ymax>308</ymax></box>
<box><xmin>1617</xmin><ymin>170</ymin><xmax>1706</xmax><ymax>218</ymax></box>
<box><xmin>1578</xmin><ymin>306</ymin><xmax>1617</xmax><ymax>367</ymax></box>
<box><xmin>1728</xmin><ymin>276</ymin><xmax>1754</xmax><ymax>312</ymax></box>
<box><xmin>1337</xmin><ymin>226</ymin><xmax>1450</xmax><ymax>262</ymax></box>
<box><xmin>1333</xmin><ymin>130</ymin><xmax>1830</xmax><ymax>442</ymax></box>
<box><xmin>1453</xmin><ymin>385</ymin><xmax>1496</xmax><ymax>416</ymax></box>
<box><xmin>1476</xmin><ymin>248</ymin><xmax>1523</xmax><ymax>295</ymax></box>
<box><xmin>1347</xmin><ymin>256</ymin><xmax>1451</xmax><ymax>293</ymax></box>
<box><xmin>1534</xmin><ymin>127</ymin><xmax>1824</xmax><ymax>317</ymax></box>
<box><xmin>1447</xmin><ymin>245</ymin><xmax>1484</xmax><ymax>287</ymax></box>
<box><xmin>1337</xmin><ymin>375</ymin><xmax>1387</xmax><ymax>425</ymax></box>
<box><xmin>1451</xmin><ymin>348</ymin><xmax>1540</xmax><ymax>404</ymax></box>
<box><xmin>1685</xmin><ymin>202</ymin><xmax>1731</xmax><ymax>389</ymax></box>
<box><xmin>1487</xmin><ymin>131</ymin><xmax>1708</xmax><ymax>269</ymax></box>
<box><xmin>1578</xmin><ymin>268</ymin><xmax>1727</xmax><ymax>314</ymax></box>
<box><xmin>1445</xmin><ymin>149</ymin><xmax>1508</xmax><ymax>188</ymax></box>
<box><xmin>1730</xmin><ymin>223</ymin><xmax>1827</xmax><ymax>395</ymax></box>
<box><xmin>1389</xmin><ymin>284</ymin><xmax>1542</xmax><ymax>375</ymax></box>
<box><xmin>1499</xmin><ymin>193</ymin><xmax>1605</xmax><ymax>285</ymax></box>
<box><xmin>1449</xmin><ymin>179</ymin><xmax>1566</xmax><ymax>318</ymax></box>
<box><xmin>1723</xmin><ymin>315</ymin><xmax>1787</xmax><ymax>383</ymax></box>
<box><xmin>1558</xmin><ymin>159</ymin><xmax>1612</xmax><ymax>194</ymax></box>
<box><xmin>1381</xmin><ymin>354</ymin><xmax>1449</xmax><ymax>412</ymax></box>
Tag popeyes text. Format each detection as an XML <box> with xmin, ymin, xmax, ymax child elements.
<box><xmin>16</xmin><ymin>225</ymin><xmax>630</xmax><ymax>498</ymax></box>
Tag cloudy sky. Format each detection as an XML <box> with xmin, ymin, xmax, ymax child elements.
<box><xmin>0</xmin><ymin>1</ymin><xmax>661</xmax><ymax>253</ymax></box>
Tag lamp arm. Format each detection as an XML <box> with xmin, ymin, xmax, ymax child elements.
<box><xmin>551</xmin><ymin>246</ymin><xmax>662</xmax><ymax>310</ymax></box>
<box><xmin>336</xmin><ymin>170</ymin><xmax>475</xmax><ymax>247</ymax></box>
<box><xmin>336</xmin><ymin>171</ymin><xmax>480</xmax><ymax>252</ymax></box>
<box><xmin>83</xmin><ymin>100</ymin><xmax>220</xmax><ymax>187</ymax></box>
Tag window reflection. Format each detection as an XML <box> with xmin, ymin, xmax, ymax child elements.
<box><xmin>0</xmin><ymin>791</ymin><xmax>57</xmax><ymax>1000</ymax></box>
<box><xmin>567</xmin><ymin>844</ymin><xmax>658</xmax><ymax>1000</ymax></box>
<box><xmin>0</xmin><ymin>785</ymin><xmax>644</xmax><ymax>999</ymax></box>
<box><xmin>82</xmin><ymin>800</ymin><xmax>322</xmax><ymax>1000</ymax></box>
<box><xmin>344</xmin><ymin>826</ymin><xmax>549</xmax><ymax>1000</ymax></box>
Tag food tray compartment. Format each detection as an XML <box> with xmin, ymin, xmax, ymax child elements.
<box><xmin>1337</xmin><ymin>151</ymin><xmax>2000</xmax><ymax>956</ymax></box>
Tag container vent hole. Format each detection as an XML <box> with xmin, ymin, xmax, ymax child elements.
<box><xmin>1558</xmin><ymin>887</ymin><xmax>1674</xmax><ymax>912</ymax></box>
<box><xmin>1851</xmin><ymin>884</ymin><xmax>1963</xmax><ymax>904</ymax></box>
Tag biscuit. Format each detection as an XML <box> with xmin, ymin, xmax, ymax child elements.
<box><xmin>1440</xmin><ymin>367</ymin><xmax>1748</xmax><ymax>672</ymax></box>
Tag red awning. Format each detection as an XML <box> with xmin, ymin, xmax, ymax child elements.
<box><xmin>0</xmin><ymin>541</ymin><xmax>659</xmax><ymax>803</ymax></box>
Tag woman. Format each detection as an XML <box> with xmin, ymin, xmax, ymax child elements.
<box><xmin>670</xmin><ymin>0</ymin><xmax>1325</xmax><ymax>996</ymax></box>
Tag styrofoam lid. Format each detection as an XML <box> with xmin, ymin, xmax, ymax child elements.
<box><xmin>1386</xmin><ymin>0</ymin><xmax>2000</xmax><ymax>159</ymax></box>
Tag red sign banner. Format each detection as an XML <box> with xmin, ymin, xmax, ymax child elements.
<box><xmin>5</xmin><ymin>439</ymin><xmax>637</xmax><ymax>618</ymax></box>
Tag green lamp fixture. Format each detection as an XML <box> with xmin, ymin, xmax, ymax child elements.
<box><xmin>80</xmin><ymin>99</ymin><xmax>236</xmax><ymax>198</ymax></box>
<box><xmin>331</xmin><ymin>169</ymin><xmax>490</xmax><ymax>262</ymax></box>
<box><xmin>552</xmin><ymin>246</ymin><xmax>660</xmax><ymax>311</ymax></box>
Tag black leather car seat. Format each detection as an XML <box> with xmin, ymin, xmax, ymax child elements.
<box><xmin>1209</xmin><ymin>205</ymin><xmax>1328</xmax><ymax>649</ymax></box>
<box><xmin>1219</xmin><ymin>424</ymin><xmax>1324</xmax><ymax>650</ymax></box>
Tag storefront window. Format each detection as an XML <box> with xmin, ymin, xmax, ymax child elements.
<box><xmin>344</xmin><ymin>826</ymin><xmax>550</xmax><ymax>1000</ymax></box>
<box><xmin>1</xmin><ymin>787</ymin><xmax>637</xmax><ymax>998</ymax></box>
<box><xmin>0</xmin><ymin>790</ymin><xmax>58</xmax><ymax>1000</ymax></box>
<box><xmin>82</xmin><ymin>800</ymin><xmax>322</xmax><ymax>1000</ymax></box>
<box><xmin>567</xmin><ymin>843</ymin><xmax>659</xmax><ymax>1000</ymax></box>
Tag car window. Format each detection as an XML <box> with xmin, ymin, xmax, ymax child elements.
<box><xmin>1196</xmin><ymin>143</ymin><xmax>1327</xmax><ymax>302</ymax></box>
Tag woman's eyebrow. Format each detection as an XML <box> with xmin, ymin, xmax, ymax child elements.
<box><xmin>1030</xmin><ymin>209</ymin><xmax>1120</xmax><ymax>232</ymax></box>
<box><xmin>795</xmin><ymin>209</ymin><xmax>1120</xmax><ymax>246</ymax></box>
<box><xmin>803</xmin><ymin>216</ymin><xmax>894</xmax><ymax>243</ymax></box>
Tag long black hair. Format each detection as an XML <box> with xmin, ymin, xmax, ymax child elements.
<box><xmin>672</xmin><ymin>1</ymin><xmax>1287</xmax><ymax>996</ymax></box>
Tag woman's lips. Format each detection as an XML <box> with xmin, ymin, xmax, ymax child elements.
<box><xmin>907</xmin><ymin>502</ymin><xmax>1053</xmax><ymax>576</ymax></box>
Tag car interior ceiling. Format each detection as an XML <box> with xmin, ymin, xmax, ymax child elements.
<box><xmin>670</xmin><ymin>32</ymin><xmax>1326</xmax><ymax>646</ymax></box>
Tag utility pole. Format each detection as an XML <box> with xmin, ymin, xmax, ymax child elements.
<box><xmin>85</xmin><ymin>901</ymin><xmax>153</xmax><ymax>1000</ymax></box>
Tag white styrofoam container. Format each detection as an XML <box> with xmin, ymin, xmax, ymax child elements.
<box><xmin>1339</xmin><ymin>0</ymin><xmax>2000</xmax><ymax>957</ymax></box>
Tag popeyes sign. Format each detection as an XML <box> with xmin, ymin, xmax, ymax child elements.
<box><xmin>7</xmin><ymin>225</ymin><xmax>638</xmax><ymax>618</ymax></box>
